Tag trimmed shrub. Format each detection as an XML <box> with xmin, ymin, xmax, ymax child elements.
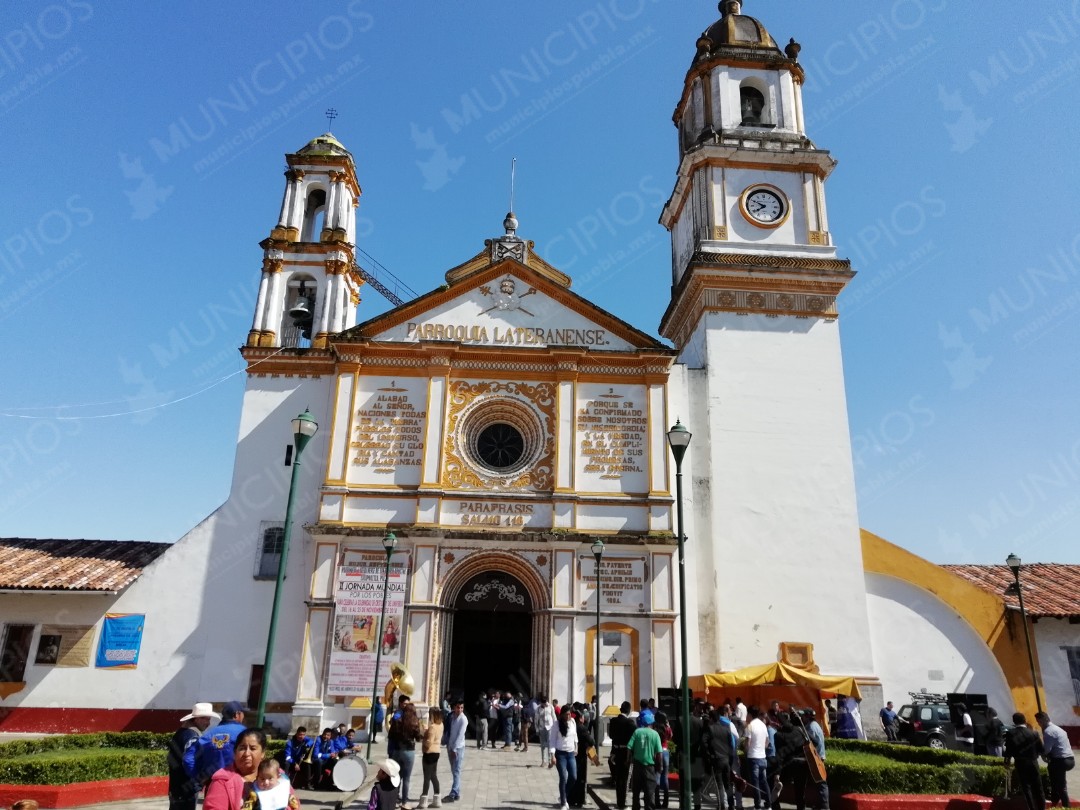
<box><xmin>827</xmin><ymin>749</ymin><xmax>1007</xmax><ymax>796</ymax></box>
<box><xmin>0</xmin><ymin>731</ymin><xmax>282</xmax><ymax>785</ymax></box>
<box><xmin>0</xmin><ymin>749</ymin><xmax>167</xmax><ymax>785</ymax></box>
<box><xmin>827</xmin><ymin>738</ymin><xmax>999</xmax><ymax>767</ymax></box>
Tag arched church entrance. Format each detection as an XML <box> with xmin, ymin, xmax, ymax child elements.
<box><xmin>447</xmin><ymin>572</ymin><xmax>532</xmax><ymax>702</ymax></box>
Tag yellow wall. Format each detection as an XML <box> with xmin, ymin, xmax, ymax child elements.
<box><xmin>861</xmin><ymin>529</ymin><xmax>1045</xmax><ymax>721</ymax></box>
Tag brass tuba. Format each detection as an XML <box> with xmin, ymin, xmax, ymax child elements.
<box><xmin>383</xmin><ymin>661</ymin><xmax>415</xmax><ymax>707</ymax></box>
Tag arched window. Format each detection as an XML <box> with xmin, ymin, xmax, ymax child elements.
<box><xmin>740</xmin><ymin>86</ymin><xmax>766</xmax><ymax>126</ymax></box>
<box><xmin>300</xmin><ymin>188</ymin><xmax>327</xmax><ymax>242</ymax></box>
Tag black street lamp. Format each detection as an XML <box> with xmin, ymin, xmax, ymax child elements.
<box><xmin>665</xmin><ymin>419</ymin><xmax>692</xmax><ymax>810</ymax></box>
<box><xmin>1006</xmin><ymin>552</ymin><xmax>1043</xmax><ymax>714</ymax></box>
<box><xmin>366</xmin><ymin>531</ymin><xmax>398</xmax><ymax>762</ymax></box>
<box><xmin>256</xmin><ymin>409</ymin><xmax>318</xmax><ymax>729</ymax></box>
<box><xmin>592</xmin><ymin>538</ymin><xmax>605</xmax><ymax>741</ymax></box>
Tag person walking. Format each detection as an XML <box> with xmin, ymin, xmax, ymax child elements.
<box><xmin>627</xmin><ymin>712</ymin><xmax>664</xmax><ymax>810</ymax></box>
<box><xmin>704</xmin><ymin>706</ymin><xmax>738</xmax><ymax>810</ymax></box>
<box><xmin>168</xmin><ymin>702</ymin><xmax>218</xmax><ymax>810</ymax></box>
<box><xmin>1036</xmin><ymin>711</ymin><xmax>1074</xmax><ymax>808</ymax></box>
<box><xmin>499</xmin><ymin>691</ymin><xmax>516</xmax><ymax>749</ymax></box>
<box><xmin>444</xmin><ymin>699</ymin><xmax>468</xmax><ymax>804</ymax></box>
<box><xmin>474</xmin><ymin>692</ymin><xmax>489</xmax><ymax>750</ymax></box>
<box><xmin>609</xmin><ymin>701</ymin><xmax>637</xmax><ymax>810</ymax></box>
<box><xmin>549</xmin><ymin>704</ymin><xmax>580</xmax><ymax>810</ymax></box>
<box><xmin>537</xmin><ymin>694</ymin><xmax>556</xmax><ymax>766</ymax></box>
<box><xmin>418</xmin><ymin>707</ymin><xmax>443</xmax><ymax>808</ymax></box>
<box><xmin>800</xmin><ymin>709</ymin><xmax>830</xmax><ymax>810</ymax></box>
<box><xmin>488</xmin><ymin>692</ymin><xmax>500</xmax><ymax>749</ymax></box>
<box><xmin>1004</xmin><ymin>712</ymin><xmax>1045</xmax><ymax>810</ymax></box>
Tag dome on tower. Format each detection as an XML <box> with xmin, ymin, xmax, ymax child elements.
<box><xmin>695</xmin><ymin>1</ymin><xmax>783</xmax><ymax>61</ymax></box>
<box><xmin>295</xmin><ymin>132</ymin><xmax>351</xmax><ymax>158</ymax></box>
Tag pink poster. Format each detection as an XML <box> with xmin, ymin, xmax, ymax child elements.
<box><xmin>327</xmin><ymin>551</ymin><xmax>410</xmax><ymax>697</ymax></box>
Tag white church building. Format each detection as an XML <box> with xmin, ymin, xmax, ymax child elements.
<box><xmin>1</xmin><ymin>2</ymin><xmax>1077</xmax><ymax>742</ymax></box>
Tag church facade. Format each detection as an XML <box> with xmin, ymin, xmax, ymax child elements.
<box><xmin>1</xmin><ymin>3</ymin><xmax>1071</xmax><ymax>738</ymax></box>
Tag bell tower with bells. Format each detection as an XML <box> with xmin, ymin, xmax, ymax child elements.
<box><xmin>660</xmin><ymin>2</ymin><xmax>879</xmax><ymax>681</ymax></box>
<box><xmin>247</xmin><ymin>131</ymin><xmax>364</xmax><ymax>350</ymax></box>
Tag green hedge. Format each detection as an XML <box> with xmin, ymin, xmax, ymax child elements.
<box><xmin>827</xmin><ymin>750</ymin><xmax>1007</xmax><ymax>796</ymax></box>
<box><xmin>826</xmin><ymin>738</ymin><xmax>998</xmax><ymax>766</ymax></box>
<box><xmin>0</xmin><ymin>732</ymin><xmax>170</xmax><ymax>759</ymax></box>
<box><xmin>0</xmin><ymin>749</ymin><xmax>167</xmax><ymax>785</ymax></box>
<box><xmin>0</xmin><ymin>732</ymin><xmax>285</xmax><ymax>786</ymax></box>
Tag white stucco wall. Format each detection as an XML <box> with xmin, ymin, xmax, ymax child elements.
<box><xmin>687</xmin><ymin>311</ymin><xmax>874</xmax><ymax>676</ymax></box>
<box><xmin>1033</xmin><ymin>617</ymin><xmax>1080</xmax><ymax>725</ymax></box>
<box><xmin>865</xmin><ymin>572</ymin><xmax>1012</xmax><ymax>711</ymax></box>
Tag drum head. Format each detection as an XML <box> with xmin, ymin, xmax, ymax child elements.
<box><xmin>333</xmin><ymin>755</ymin><xmax>368</xmax><ymax>792</ymax></box>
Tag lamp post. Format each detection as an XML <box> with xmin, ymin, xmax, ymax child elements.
<box><xmin>592</xmin><ymin>538</ymin><xmax>605</xmax><ymax>742</ymax></box>
<box><xmin>366</xmin><ymin>531</ymin><xmax>398</xmax><ymax>762</ymax></box>
<box><xmin>256</xmin><ymin>409</ymin><xmax>318</xmax><ymax>729</ymax></box>
<box><xmin>1006</xmin><ymin>553</ymin><xmax>1043</xmax><ymax>713</ymax></box>
<box><xmin>665</xmin><ymin>420</ymin><xmax>692</xmax><ymax>810</ymax></box>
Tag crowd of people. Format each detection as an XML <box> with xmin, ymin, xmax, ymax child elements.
<box><xmin>162</xmin><ymin>692</ymin><xmax>1075</xmax><ymax>810</ymax></box>
<box><xmin>607</xmin><ymin>698</ymin><xmax>829</xmax><ymax>810</ymax></box>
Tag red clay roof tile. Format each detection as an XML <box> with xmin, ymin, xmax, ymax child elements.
<box><xmin>0</xmin><ymin>538</ymin><xmax>169</xmax><ymax>592</ymax></box>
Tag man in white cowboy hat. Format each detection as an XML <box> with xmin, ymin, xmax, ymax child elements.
<box><xmin>168</xmin><ymin>702</ymin><xmax>220</xmax><ymax>810</ymax></box>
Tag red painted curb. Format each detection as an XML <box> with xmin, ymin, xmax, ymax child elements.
<box><xmin>835</xmin><ymin>795</ymin><xmax>1077</xmax><ymax>810</ymax></box>
<box><xmin>0</xmin><ymin>776</ymin><xmax>167</xmax><ymax>808</ymax></box>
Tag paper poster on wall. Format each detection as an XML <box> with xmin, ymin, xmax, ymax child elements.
<box><xmin>36</xmin><ymin>625</ymin><xmax>95</xmax><ymax>667</ymax></box>
<box><xmin>95</xmin><ymin>614</ymin><xmax>145</xmax><ymax>669</ymax></box>
<box><xmin>327</xmin><ymin>552</ymin><xmax>410</xmax><ymax>696</ymax></box>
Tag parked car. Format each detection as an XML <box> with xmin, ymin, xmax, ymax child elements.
<box><xmin>895</xmin><ymin>691</ymin><xmax>988</xmax><ymax>750</ymax></box>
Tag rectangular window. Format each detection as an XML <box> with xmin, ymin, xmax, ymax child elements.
<box><xmin>0</xmin><ymin>625</ymin><xmax>34</xmax><ymax>682</ymax></box>
<box><xmin>255</xmin><ymin>523</ymin><xmax>285</xmax><ymax>580</ymax></box>
<box><xmin>1064</xmin><ymin>646</ymin><xmax>1080</xmax><ymax>705</ymax></box>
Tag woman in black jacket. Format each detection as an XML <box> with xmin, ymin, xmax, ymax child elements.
<box><xmin>773</xmin><ymin>714</ymin><xmax>809</xmax><ymax>810</ymax></box>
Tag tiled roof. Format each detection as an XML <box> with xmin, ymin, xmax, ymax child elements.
<box><xmin>943</xmin><ymin>563</ymin><xmax>1080</xmax><ymax>618</ymax></box>
<box><xmin>0</xmin><ymin>538</ymin><xmax>170</xmax><ymax>592</ymax></box>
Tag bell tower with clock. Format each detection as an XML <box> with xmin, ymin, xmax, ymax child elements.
<box><xmin>662</xmin><ymin>2</ymin><xmax>879</xmax><ymax>685</ymax></box>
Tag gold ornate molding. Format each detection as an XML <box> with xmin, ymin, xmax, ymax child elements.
<box><xmin>713</xmin><ymin>225</ymin><xmax>728</xmax><ymax>240</ymax></box>
<box><xmin>807</xmin><ymin>230</ymin><xmax>828</xmax><ymax>246</ymax></box>
<box><xmin>442</xmin><ymin>380</ymin><xmax>556</xmax><ymax>493</ymax></box>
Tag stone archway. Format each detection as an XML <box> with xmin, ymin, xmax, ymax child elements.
<box><xmin>437</xmin><ymin>551</ymin><xmax>551</xmax><ymax>703</ymax></box>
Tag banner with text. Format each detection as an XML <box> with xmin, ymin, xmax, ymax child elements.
<box><xmin>95</xmin><ymin>613</ymin><xmax>145</xmax><ymax>669</ymax></box>
<box><xmin>327</xmin><ymin>552</ymin><xmax>410</xmax><ymax>696</ymax></box>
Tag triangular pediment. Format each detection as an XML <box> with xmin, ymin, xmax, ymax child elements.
<box><xmin>338</xmin><ymin>258</ymin><xmax>667</xmax><ymax>352</ymax></box>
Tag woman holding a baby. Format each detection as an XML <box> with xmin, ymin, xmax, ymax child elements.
<box><xmin>203</xmin><ymin>727</ymin><xmax>301</xmax><ymax>810</ymax></box>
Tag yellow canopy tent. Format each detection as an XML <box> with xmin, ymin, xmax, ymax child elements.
<box><xmin>688</xmin><ymin>662</ymin><xmax>863</xmax><ymax>699</ymax></box>
<box><xmin>688</xmin><ymin>662</ymin><xmax>862</xmax><ymax>733</ymax></box>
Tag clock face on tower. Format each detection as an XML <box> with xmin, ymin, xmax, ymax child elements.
<box><xmin>739</xmin><ymin>184</ymin><xmax>789</xmax><ymax>229</ymax></box>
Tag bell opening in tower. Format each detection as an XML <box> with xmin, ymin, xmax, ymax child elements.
<box><xmin>301</xmin><ymin>188</ymin><xmax>327</xmax><ymax>243</ymax></box>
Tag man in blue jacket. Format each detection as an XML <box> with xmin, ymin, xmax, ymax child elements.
<box><xmin>184</xmin><ymin>701</ymin><xmax>249</xmax><ymax>787</ymax></box>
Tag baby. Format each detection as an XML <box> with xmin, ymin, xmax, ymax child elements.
<box><xmin>253</xmin><ymin>759</ymin><xmax>299</xmax><ymax>810</ymax></box>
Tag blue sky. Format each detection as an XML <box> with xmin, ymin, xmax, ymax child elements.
<box><xmin>1</xmin><ymin>1</ymin><xmax>1078</xmax><ymax>565</ymax></box>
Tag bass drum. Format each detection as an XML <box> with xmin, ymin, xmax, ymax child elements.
<box><xmin>333</xmin><ymin>754</ymin><xmax>369</xmax><ymax>792</ymax></box>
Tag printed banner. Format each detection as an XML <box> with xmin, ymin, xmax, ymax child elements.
<box><xmin>327</xmin><ymin>552</ymin><xmax>410</xmax><ymax>696</ymax></box>
<box><xmin>95</xmin><ymin>613</ymin><xmax>145</xmax><ymax>669</ymax></box>
<box><xmin>36</xmin><ymin>625</ymin><xmax>95</xmax><ymax>667</ymax></box>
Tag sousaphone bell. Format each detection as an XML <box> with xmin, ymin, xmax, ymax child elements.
<box><xmin>383</xmin><ymin>661</ymin><xmax>415</xmax><ymax>707</ymax></box>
